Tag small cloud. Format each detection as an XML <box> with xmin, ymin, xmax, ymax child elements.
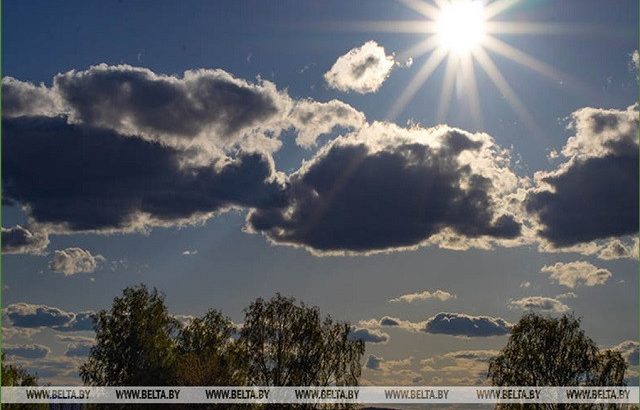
<box><xmin>366</xmin><ymin>354</ymin><xmax>383</xmax><ymax>370</ymax></box>
<box><xmin>348</xmin><ymin>326</ymin><xmax>389</xmax><ymax>344</ymax></box>
<box><xmin>324</xmin><ymin>40</ymin><xmax>396</xmax><ymax>94</ymax></box>
<box><xmin>509</xmin><ymin>296</ymin><xmax>570</xmax><ymax>313</ymax></box>
<box><xmin>519</xmin><ymin>281</ymin><xmax>531</xmax><ymax>288</ymax></box>
<box><xmin>182</xmin><ymin>249</ymin><xmax>198</xmax><ymax>256</ymax></box>
<box><xmin>49</xmin><ymin>248</ymin><xmax>105</xmax><ymax>276</ymax></box>
<box><xmin>1</xmin><ymin>225</ymin><xmax>49</xmax><ymax>255</ymax></box>
<box><xmin>541</xmin><ymin>261</ymin><xmax>612</xmax><ymax>289</ymax></box>
<box><xmin>389</xmin><ymin>289</ymin><xmax>456</xmax><ymax>303</ymax></box>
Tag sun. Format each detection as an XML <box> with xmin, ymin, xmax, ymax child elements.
<box><xmin>435</xmin><ymin>0</ymin><xmax>486</xmax><ymax>55</ymax></box>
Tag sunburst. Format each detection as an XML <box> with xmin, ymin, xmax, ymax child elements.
<box><xmin>354</xmin><ymin>0</ymin><xmax>589</xmax><ymax>132</ymax></box>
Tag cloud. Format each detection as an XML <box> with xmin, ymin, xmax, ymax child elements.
<box><xmin>5</xmin><ymin>303</ymin><xmax>75</xmax><ymax>328</ymax></box>
<box><xmin>2</xmin><ymin>326</ymin><xmax>41</xmax><ymax>340</ymax></box>
<box><xmin>1</xmin><ymin>225</ymin><xmax>49</xmax><ymax>255</ymax></box>
<box><xmin>612</xmin><ymin>340</ymin><xmax>639</xmax><ymax>366</ymax></box>
<box><xmin>3</xmin><ymin>66</ymin><xmax>366</xmax><ymax>240</ymax></box>
<box><xmin>421</xmin><ymin>312</ymin><xmax>511</xmax><ymax>337</ymax></box>
<box><xmin>64</xmin><ymin>341</ymin><xmax>94</xmax><ymax>357</ymax></box>
<box><xmin>48</xmin><ymin>248</ymin><xmax>105</xmax><ymax>275</ymax></box>
<box><xmin>597</xmin><ymin>238</ymin><xmax>638</xmax><ymax>260</ymax></box>
<box><xmin>366</xmin><ymin>354</ymin><xmax>383</xmax><ymax>370</ymax></box>
<box><xmin>348</xmin><ymin>326</ymin><xmax>389</xmax><ymax>344</ymax></box>
<box><xmin>4</xmin><ymin>303</ymin><xmax>94</xmax><ymax>331</ymax></box>
<box><xmin>182</xmin><ymin>250</ymin><xmax>198</xmax><ymax>256</ymax></box>
<box><xmin>631</xmin><ymin>50</ymin><xmax>639</xmax><ymax>77</ymax></box>
<box><xmin>509</xmin><ymin>296</ymin><xmax>570</xmax><ymax>313</ymax></box>
<box><xmin>3</xmin><ymin>116</ymin><xmax>287</xmax><ymax>234</ymax></box>
<box><xmin>3</xmin><ymin>343</ymin><xmax>50</xmax><ymax>359</ymax></box>
<box><xmin>1</xmin><ymin>77</ymin><xmax>62</xmax><ymax>118</ymax></box>
<box><xmin>324</xmin><ymin>41</ymin><xmax>396</xmax><ymax>94</ymax></box>
<box><xmin>248</xmin><ymin>122</ymin><xmax>523</xmax><ymax>255</ymax></box>
<box><xmin>389</xmin><ymin>289</ymin><xmax>456</xmax><ymax>303</ymax></box>
<box><xmin>519</xmin><ymin>281</ymin><xmax>531</xmax><ymax>288</ymax></box>
<box><xmin>363</xmin><ymin>312</ymin><xmax>511</xmax><ymax>337</ymax></box>
<box><xmin>288</xmin><ymin>99</ymin><xmax>365</xmax><ymax>148</ymax></box>
<box><xmin>526</xmin><ymin>105</ymin><xmax>638</xmax><ymax>247</ymax></box>
<box><xmin>541</xmin><ymin>261</ymin><xmax>612</xmax><ymax>288</ymax></box>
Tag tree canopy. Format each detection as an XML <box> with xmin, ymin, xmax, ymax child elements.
<box><xmin>80</xmin><ymin>285</ymin><xmax>364</xmax><ymax>392</ymax></box>
<box><xmin>488</xmin><ymin>312</ymin><xmax>627</xmax><ymax>409</ymax></box>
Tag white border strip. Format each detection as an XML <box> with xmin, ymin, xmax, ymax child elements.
<box><xmin>2</xmin><ymin>386</ymin><xmax>638</xmax><ymax>404</ymax></box>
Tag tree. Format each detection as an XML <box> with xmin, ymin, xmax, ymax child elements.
<box><xmin>2</xmin><ymin>354</ymin><xmax>48</xmax><ymax>410</ymax></box>
<box><xmin>237</xmin><ymin>294</ymin><xmax>365</xmax><ymax>387</ymax></box>
<box><xmin>488</xmin><ymin>313</ymin><xmax>627</xmax><ymax>410</ymax></box>
<box><xmin>175</xmin><ymin>310</ymin><xmax>244</xmax><ymax>386</ymax></box>
<box><xmin>80</xmin><ymin>285</ymin><xmax>180</xmax><ymax>386</ymax></box>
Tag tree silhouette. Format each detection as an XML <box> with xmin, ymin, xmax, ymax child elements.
<box><xmin>80</xmin><ymin>285</ymin><xmax>179</xmax><ymax>386</ymax></box>
<box><xmin>1</xmin><ymin>354</ymin><xmax>48</xmax><ymax>410</ymax></box>
<box><xmin>488</xmin><ymin>313</ymin><xmax>627</xmax><ymax>410</ymax></box>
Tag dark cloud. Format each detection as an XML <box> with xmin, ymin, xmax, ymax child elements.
<box><xmin>3</xmin><ymin>116</ymin><xmax>286</xmax><ymax>233</ymax></box>
<box><xmin>248</xmin><ymin>123</ymin><xmax>521</xmax><ymax>254</ymax></box>
<box><xmin>526</xmin><ymin>105</ymin><xmax>638</xmax><ymax>247</ymax></box>
<box><xmin>613</xmin><ymin>340</ymin><xmax>639</xmax><ymax>366</ymax></box>
<box><xmin>5</xmin><ymin>303</ymin><xmax>95</xmax><ymax>332</ymax></box>
<box><xmin>4</xmin><ymin>344</ymin><xmax>50</xmax><ymax>359</ymax></box>
<box><xmin>380</xmin><ymin>316</ymin><xmax>402</xmax><ymax>327</ymax></box>
<box><xmin>1</xmin><ymin>225</ymin><xmax>49</xmax><ymax>254</ymax></box>
<box><xmin>421</xmin><ymin>312</ymin><xmax>511</xmax><ymax>337</ymax></box>
<box><xmin>348</xmin><ymin>326</ymin><xmax>389</xmax><ymax>344</ymax></box>
<box><xmin>5</xmin><ymin>303</ymin><xmax>75</xmax><ymax>328</ymax></box>
<box><xmin>53</xmin><ymin>64</ymin><xmax>283</xmax><ymax>143</ymax></box>
<box><xmin>366</xmin><ymin>354</ymin><xmax>382</xmax><ymax>370</ymax></box>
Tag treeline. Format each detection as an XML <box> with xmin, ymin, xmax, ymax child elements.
<box><xmin>80</xmin><ymin>285</ymin><xmax>364</xmax><ymax>388</ymax></box>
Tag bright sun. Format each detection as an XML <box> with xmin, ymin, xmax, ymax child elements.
<box><xmin>436</xmin><ymin>0</ymin><xmax>486</xmax><ymax>54</ymax></box>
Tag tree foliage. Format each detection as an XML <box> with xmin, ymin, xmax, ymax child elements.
<box><xmin>80</xmin><ymin>286</ymin><xmax>365</xmax><ymax>399</ymax></box>
<box><xmin>488</xmin><ymin>313</ymin><xmax>627</xmax><ymax>410</ymax></box>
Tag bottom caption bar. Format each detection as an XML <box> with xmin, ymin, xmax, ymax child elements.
<box><xmin>2</xmin><ymin>386</ymin><xmax>638</xmax><ymax>404</ymax></box>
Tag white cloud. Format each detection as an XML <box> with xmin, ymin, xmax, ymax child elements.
<box><xmin>519</xmin><ymin>281</ymin><xmax>531</xmax><ymax>288</ymax></box>
<box><xmin>541</xmin><ymin>261</ymin><xmax>612</xmax><ymax>289</ymax></box>
<box><xmin>509</xmin><ymin>296</ymin><xmax>570</xmax><ymax>313</ymax></box>
<box><xmin>389</xmin><ymin>289</ymin><xmax>456</xmax><ymax>303</ymax></box>
<box><xmin>49</xmin><ymin>248</ymin><xmax>105</xmax><ymax>276</ymax></box>
<box><xmin>324</xmin><ymin>41</ymin><xmax>396</xmax><ymax>94</ymax></box>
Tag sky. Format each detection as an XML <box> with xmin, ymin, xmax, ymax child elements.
<box><xmin>1</xmin><ymin>0</ymin><xmax>638</xmax><ymax>386</ymax></box>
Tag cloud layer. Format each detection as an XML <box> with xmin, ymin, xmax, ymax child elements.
<box><xmin>324</xmin><ymin>41</ymin><xmax>396</xmax><ymax>94</ymax></box>
<box><xmin>526</xmin><ymin>105</ymin><xmax>638</xmax><ymax>247</ymax></box>
<box><xmin>389</xmin><ymin>289</ymin><xmax>455</xmax><ymax>303</ymax></box>
<box><xmin>248</xmin><ymin>122</ymin><xmax>522</xmax><ymax>254</ymax></box>
<box><xmin>4</xmin><ymin>303</ymin><xmax>94</xmax><ymax>331</ymax></box>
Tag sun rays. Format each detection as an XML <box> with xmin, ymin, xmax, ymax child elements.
<box><xmin>372</xmin><ymin>0</ymin><xmax>590</xmax><ymax>133</ymax></box>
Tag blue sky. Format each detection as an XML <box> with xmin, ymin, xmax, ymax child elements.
<box><xmin>2</xmin><ymin>0</ymin><xmax>638</xmax><ymax>385</ymax></box>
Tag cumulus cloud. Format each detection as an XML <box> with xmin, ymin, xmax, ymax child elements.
<box><xmin>324</xmin><ymin>41</ymin><xmax>396</xmax><ymax>94</ymax></box>
<box><xmin>366</xmin><ymin>354</ymin><xmax>383</xmax><ymax>370</ymax></box>
<box><xmin>421</xmin><ymin>312</ymin><xmax>511</xmax><ymax>337</ymax></box>
<box><xmin>389</xmin><ymin>289</ymin><xmax>455</xmax><ymax>303</ymax></box>
<box><xmin>4</xmin><ymin>303</ymin><xmax>94</xmax><ymax>331</ymax></box>
<box><xmin>348</xmin><ymin>326</ymin><xmax>389</xmax><ymax>344</ymax></box>
<box><xmin>597</xmin><ymin>238</ymin><xmax>638</xmax><ymax>260</ymax></box>
<box><xmin>3</xmin><ymin>343</ymin><xmax>50</xmax><ymax>359</ymax></box>
<box><xmin>248</xmin><ymin>122</ymin><xmax>523</xmax><ymax>255</ymax></box>
<box><xmin>541</xmin><ymin>261</ymin><xmax>612</xmax><ymax>288</ymax></box>
<box><xmin>362</xmin><ymin>312</ymin><xmax>511</xmax><ymax>337</ymax></box>
<box><xmin>526</xmin><ymin>105</ymin><xmax>638</xmax><ymax>247</ymax></box>
<box><xmin>509</xmin><ymin>296</ymin><xmax>570</xmax><ymax>313</ymax></box>
<box><xmin>3</xmin><ymin>65</ymin><xmax>366</xmax><ymax>240</ymax></box>
<box><xmin>612</xmin><ymin>340</ymin><xmax>639</xmax><ymax>366</ymax></box>
<box><xmin>519</xmin><ymin>281</ymin><xmax>531</xmax><ymax>288</ymax></box>
<box><xmin>1</xmin><ymin>225</ymin><xmax>49</xmax><ymax>254</ymax></box>
<box><xmin>288</xmin><ymin>99</ymin><xmax>365</xmax><ymax>148</ymax></box>
<box><xmin>48</xmin><ymin>248</ymin><xmax>105</xmax><ymax>275</ymax></box>
<box><xmin>1</xmin><ymin>77</ymin><xmax>61</xmax><ymax>118</ymax></box>
<box><xmin>3</xmin><ymin>116</ymin><xmax>287</xmax><ymax>234</ymax></box>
